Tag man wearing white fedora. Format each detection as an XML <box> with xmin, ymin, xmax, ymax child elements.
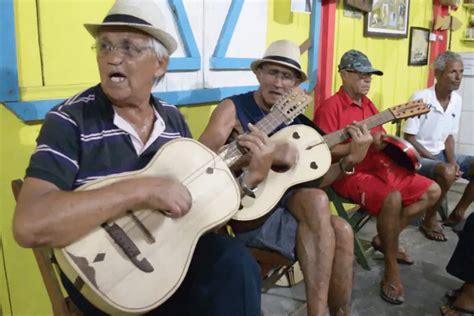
<box><xmin>13</xmin><ymin>0</ymin><xmax>265</xmax><ymax>315</ymax></box>
<box><xmin>200</xmin><ymin>40</ymin><xmax>373</xmax><ymax>316</ymax></box>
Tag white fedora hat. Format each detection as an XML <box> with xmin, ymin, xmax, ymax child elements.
<box><xmin>84</xmin><ymin>0</ymin><xmax>178</xmax><ymax>55</ymax></box>
<box><xmin>251</xmin><ymin>40</ymin><xmax>307</xmax><ymax>82</ymax></box>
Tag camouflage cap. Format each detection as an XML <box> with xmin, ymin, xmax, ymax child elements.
<box><xmin>338</xmin><ymin>49</ymin><xmax>383</xmax><ymax>76</ymax></box>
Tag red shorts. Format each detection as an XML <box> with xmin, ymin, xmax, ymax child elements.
<box><xmin>333</xmin><ymin>152</ymin><xmax>434</xmax><ymax>216</ymax></box>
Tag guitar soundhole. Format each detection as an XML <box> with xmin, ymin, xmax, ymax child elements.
<box><xmin>292</xmin><ymin>132</ymin><xmax>300</xmax><ymax>139</ymax></box>
<box><xmin>271</xmin><ymin>164</ymin><xmax>290</xmax><ymax>173</ymax></box>
<box><xmin>310</xmin><ymin>162</ymin><xmax>318</xmax><ymax>169</ymax></box>
<box><xmin>206</xmin><ymin>167</ymin><xmax>214</xmax><ymax>174</ymax></box>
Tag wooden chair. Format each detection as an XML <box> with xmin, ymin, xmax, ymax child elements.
<box><xmin>11</xmin><ymin>179</ymin><xmax>82</xmax><ymax>316</ymax></box>
<box><xmin>224</xmin><ymin>224</ymin><xmax>298</xmax><ymax>292</ymax></box>
<box><xmin>250</xmin><ymin>247</ymin><xmax>297</xmax><ymax>292</ymax></box>
<box><xmin>326</xmin><ymin>187</ymin><xmax>373</xmax><ymax>270</ymax></box>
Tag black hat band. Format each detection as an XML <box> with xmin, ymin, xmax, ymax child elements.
<box><xmin>264</xmin><ymin>55</ymin><xmax>301</xmax><ymax>70</ymax></box>
<box><xmin>103</xmin><ymin>14</ymin><xmax>151</xmax><ymax>26</ymax></box>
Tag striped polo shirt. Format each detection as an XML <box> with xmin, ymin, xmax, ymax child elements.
<box><xmin>26</xmin><ymin>84</ymin><xmax>191</xmax><ymax>190</ymax></box>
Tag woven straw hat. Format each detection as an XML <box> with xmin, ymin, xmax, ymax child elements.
<box><xmin>84</xmin><ymin>0</ymin><xmax>177</xmax><ymax>54</ymax></box>
<box><xmin>251</xmin><ymin>40</ymin><xmax>307</xmax><ymax>81</ymax></box>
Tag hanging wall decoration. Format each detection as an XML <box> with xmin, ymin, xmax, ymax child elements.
<box><xmin>364</xmin><ymin>0</ymin><xmax>410</xmax><ymax>38</ymax></box>
<box><xmin>345</xmin><ymin>0</ymin><xmax>373</xmax><ymax>13</ymax></box>
<box><xmin>408</xmin><ymin>27</ymin><xmax>430</xmax><ymax>66</ymax></box>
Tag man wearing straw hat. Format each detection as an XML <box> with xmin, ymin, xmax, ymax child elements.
<box><xmin>200</xmin><ymin>40</ymin><xmax>373</xmax><ymax>316</ymax></box>
<box><xmin>13</xmin><ymin>0</ymin><xmax>265</xmax><ymax>315</ymax></box>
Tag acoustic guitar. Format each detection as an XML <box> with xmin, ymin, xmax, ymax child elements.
<box><xmin>52</xmin><ymin>88</ymin><xmax>311</xmax><ymax>315</ymax></box>
<box><xmin>233</xmin><ymin>99</ymin><xmax>430</xmax><ymax>222</ymax></box>
<box><xmin>383</xmin><ymin>134</ymin><xmax>422</xmax><ymax>171</ymax></box>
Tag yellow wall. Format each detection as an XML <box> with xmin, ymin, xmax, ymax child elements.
<box><xmin>449</xmin><ymin>2</ymin><xmax>474</xmax><ymax>52</ymax></box>
<box><xmin>6</xmin><ymin>1</ymin><xmax>472</xmax><ymax>315</ymax></box>
<box><xmin>333</xmin><ymin>1</ymin><xmax>435</xmax><ymax>134</ymax></box>
<box><xmin>0</xmin><ymin>107</ymin><xmax>45</xmax><ymax>315</ymax></box>
<box><xmin>0</xmin><ymin>1</ymin><xmax>310</xmax><ymax>315</ymax></box>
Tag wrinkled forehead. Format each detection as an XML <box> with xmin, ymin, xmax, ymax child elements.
<box><xmin>445</xmin><ymin>60</ymin><xmax>464</xmax><ymax>70</ymax></box>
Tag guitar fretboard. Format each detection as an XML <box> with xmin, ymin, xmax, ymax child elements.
<box><xmin>322</xmin><ymin>109</ymin><xmax>395</xmax><ymax>148</ymax></box>
<box><xmin>219</xmin><ymin>108</ymin><xmax>288</xmax><ymax>167</ymax></box>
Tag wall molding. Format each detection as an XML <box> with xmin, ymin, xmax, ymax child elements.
<box><xmin>0</xmin><ymin>0</ymin><xmax>319</xmax><ymax>122</ymax></box>
<box><xmin>0</xmin><ymin>0</ymin><xmax>19</xmax><ymax>101</ymax></box>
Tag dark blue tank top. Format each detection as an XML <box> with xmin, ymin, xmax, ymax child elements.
<box><xmin>227</xmin><ymin>91</ymin><xmax>324</xmax><ymax>136</ymax></box>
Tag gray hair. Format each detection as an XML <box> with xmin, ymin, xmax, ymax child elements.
<box><xmin>432</xmin><ymin>51</ymin><xmax>463</xmax><ymax>72</ymax></box>
<box><xmin>150</xmin><ymin>38</ymin><xmax>170</xmax><ymax>88</ymax></box>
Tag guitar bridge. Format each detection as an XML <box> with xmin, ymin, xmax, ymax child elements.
<box><xmin>102</xmin><ymin>222</ymin><xmax>154</xmax><ymax>273</ymax></box>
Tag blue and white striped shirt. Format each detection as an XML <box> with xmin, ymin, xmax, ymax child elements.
<box><xmin>26</xmin><ymin>84</ymin><xmax>192</xmax><ymax>190</ymax></box>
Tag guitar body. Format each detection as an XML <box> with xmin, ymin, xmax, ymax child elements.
<box><xmin>53</xmin><ymin>138</ymin><xmax>240</xmax><ymax>315</ymax></box>
<box><xmin>383</xmin><ymin>135</ymin><xmax>422</xmax><ymax>171</ymax></box>
<box><xmin>233</xmin><ymin>125</ymin><xmax>332</xmax><ymax>222</ymax></box>
<box><xmin>232</xmin><ymin>99</ymin><xmax>430</xmax><ymax>222</ymax></box>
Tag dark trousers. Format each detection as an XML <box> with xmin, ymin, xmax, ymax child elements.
<box><xmin>62</xmin><ymin>233</ymin><xmax>261</xmax><ymax>315</ymax></box>
<box><xmin>447</xmin><ymin>213</ymin><xmax>474</xmax><ymax>283</ymax></box>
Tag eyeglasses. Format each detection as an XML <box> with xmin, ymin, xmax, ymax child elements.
<box><xmin>260</xmin><ymin>67</ymin><xmax>297</xmax><ymax>85</ymax></box>
<box><xmin>345</xmin><ymin>70</ymin><xmax>372</xmax><ymax>79</ymax></box>
<box><xmin>92</xmin><ymin>40</ymin><xmax>153</xmax><ymax>59</ymax></box>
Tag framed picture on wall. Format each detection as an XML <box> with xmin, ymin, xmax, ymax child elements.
<box><xmin>408</xmin><ymin>27</ymin><xmax>430</xmax><ymax>66</ymax></box>
<box><xmin>345</xmin><ymin>0</ymin><xmax>372</xmax><ymax>12</ymax></box>
<box><xmin>364</xmin><ymin>0</ymin><xmax>410</xmax><ymax>38</ymax></box>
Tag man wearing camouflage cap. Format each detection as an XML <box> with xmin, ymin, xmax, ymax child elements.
<box><xmin>315</xmin><ymin>49</ymin><xmax>441</xmax><ymax>305</ymax></box>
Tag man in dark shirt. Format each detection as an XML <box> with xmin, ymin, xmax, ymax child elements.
<box><xmin>200</xmin><ymin>40</ymin><xmax>373</xmax><ymax>316</ymax></box>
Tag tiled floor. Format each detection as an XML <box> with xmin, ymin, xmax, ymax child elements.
<box><xmin>261</xmin><ymin>181</ymin><xmax>474</xmax><ymax>316</ymax></box>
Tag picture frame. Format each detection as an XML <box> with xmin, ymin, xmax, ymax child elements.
<box><xmin>408</xmin><ymin>27</ymin><xmax>430</xmax><ymax>66</ymax></box>
<box><xmin>364</xmin><ymin>0</ymin><xmax>410</xmax><ymax>38</ymax></box>
<box><xmin>345</xmin><ymin>0</ymin><xmax>372</xmax><ymax>13</ymax></box>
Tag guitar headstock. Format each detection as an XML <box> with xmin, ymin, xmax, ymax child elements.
<box><xmin>273</xmin><ymin>87</ymin><xmax>311</xmax><ymax>124</ymax></box>
<box><xmin>388</xmin><ymin>99</ymin><xmax>430</xmax><ymax>120</ymax></box>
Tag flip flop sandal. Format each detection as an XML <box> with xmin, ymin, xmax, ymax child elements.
<box><xmin>420</xmin><ymin>224</ymin><xmax>448</xmax><ymax>242</ymax></box>
<box><xmin>444</xmin><ymin>217</ymin><xmax>464</xmax><ymax>227</ymax></box>
<box><xmin>440</xmin><ymin>304</ymin><xmax>474</xmax><ymax>316</ymax></box>
<box><xmin>380</xmin><ymin>282</ymin><xmax>404</xmax><ymax>305</ymax></box>
<box><xmin>371</xmin><ymin>240</ymin><xmax>415</xmax><ymax>265</ymax></box>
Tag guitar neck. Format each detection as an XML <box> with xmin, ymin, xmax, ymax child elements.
<box><xmin>323</xmin><ymin>109</ymin><xmax>395</xmax><ymax>148</ymax></box>
<box><xmin>219</xmin><ymin>109</ymin><xmax>288</xmax><ymax>166</ymax></box>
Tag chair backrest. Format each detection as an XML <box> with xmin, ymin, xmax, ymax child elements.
<box><xmin>11</xmin><ymin>179</ymin><xmax>81</xmax><ymax>316</ymax></box>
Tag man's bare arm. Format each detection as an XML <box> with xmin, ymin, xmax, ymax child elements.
<box><xmin>13</xmin><ymin>176</ymin><xmax>191</xmax><ymax>248</ymax></box>
<box><xmin>404</xmin><ymin>133</ymin><xmax>437</xmax><ymax>160</ymax></box>
<box><xmin>444</xmin><ymin>135</ymin><xmax>457</xmax><ymax>164</ymax></box>
<box><xmin>199</xmin><ymin>99</ymin><xmax>238</xmax><ymax>152</ymax></box>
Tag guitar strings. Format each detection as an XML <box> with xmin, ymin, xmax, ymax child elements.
<box><xmin>116</xmin><ymin>107</ymin><xmax>292</xmax><ymax>235</ymax></box>
<box><xmin>111</xmin><ymin>92</ymin><xmax>311</xmax><ymax>236</ymax></box>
